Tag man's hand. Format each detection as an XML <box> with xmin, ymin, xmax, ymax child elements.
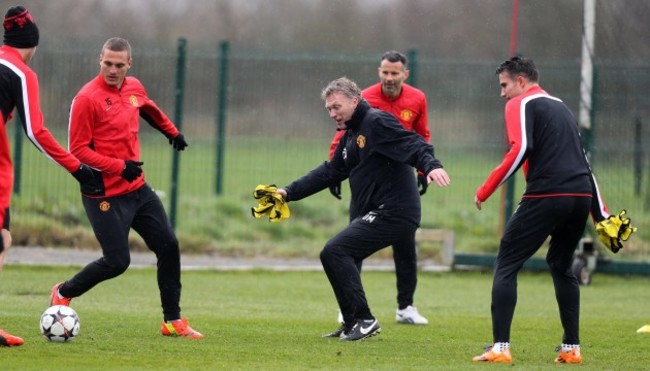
<box><xmin>169</xmin><ymin>133</ymin><xmax>188</xmax><ymax>151</ymax></box>
<box><xmin>72</xmin><ymin>164</ymin><xmax>94</xmax><ymax>184</ymax></box>
<box><xmin>329</xmin><ymin>182</ymin><xmax>342</xmax><ymax>200</ymax></box>
<box><xmin>474</xmin><ymin>195</ymin><xmax>482</xmax><ymax>211</ymax></box>
<box><xmin>121</xmin><ymin>160</ymin><xmax>144</xmax><ymax>182</ymax></box>
<box><xmin>426</xmin><ymin>168</ymin><xmax>451</xmax><ymax>188</ymax></box>
<box><xmin>417</xmin><ymin>173</ymin><xmax>428</xmax><ymax>195</ymax></box>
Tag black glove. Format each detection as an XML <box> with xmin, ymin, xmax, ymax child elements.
<box><xmin>72</xmin><ymin>164</ymin><xmax>94</xmax><ymax>184</ymax></box>
<box><xmin>329</xmin><ymin>181</ymin><xmax>342</xmax><ymax>200</ymax></box>
<box><xmin>121</xmin><ymin>160</ymin><xmax>144</xmax><ymax>183</ymax></box>
<box><xmin>417</xmin><ymin>173</ymin><xmax>428</xmax><ymax>195</ymax></box>
<box><xmin>169</xmin><ymin>133</ymin><xmax>188</xmax><ymax>151</ymax></box>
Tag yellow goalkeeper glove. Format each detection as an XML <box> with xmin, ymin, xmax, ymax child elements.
<box><xmin>596</xmin><ymin>209</ymin><xmax>637</xmax><ymax>253</ymax></box>
<box><xmin>251</xmin><ymin>184</ymin><xmax>290</xmax><ymax>222</ymax></box>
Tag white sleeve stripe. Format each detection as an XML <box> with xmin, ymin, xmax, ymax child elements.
<box><xmin>590</xmin><ymin>173</ymin><xmax>609</xmax><ymax>219</ymax></box>
<box><xmin>498</xmin><ymin>93</ymin><xmax>564</xmax><ymax>187</ymax></box>
<box><xmin>0</xmin><ymin>59</ymin><xmax>55</xmax><ymax>163</ymax></box>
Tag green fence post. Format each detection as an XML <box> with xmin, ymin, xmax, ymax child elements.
<box><xmin>582</xmin><ymin>66</ymin><xmax>598</xmax><ymax>166</ymax></box>
<box><xmin>406</xmin><ymin>48</ymin><xmax>418</xmax><ymax>88</ymax></box>
<box><xmin>13</xmin><ymin>116</ymin><xmax>23</xmax><ymax>195</ymax></box>
<box><xmin>215</xmin><ymin>40</ymin><xmax>229</xmax><ymax>195</ymax></box>
<box><xmin>169</xmin><ymin>37</ymin><xmax>187</xmax><ymax>229</ymax></box>
<box><xmin>634</xmin><ymin>117</ymin><xmax>642</xmax><ymax>195</ymax></box>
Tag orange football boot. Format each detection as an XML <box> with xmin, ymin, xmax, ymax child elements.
<box><xmin>161</xmin><ymin>317</ymin><xmax>203</xmax><ymax>339</ymax></box>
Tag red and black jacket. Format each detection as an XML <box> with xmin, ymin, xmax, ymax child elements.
<box><xmin>0</xmin><ymin>45</ymin><xmax>81</xmax><ymax>226</ymax></box>
<box><xmin>475</xmin><ymin>85</ymin><xmax>609</xmax><ymax>221</ymax></box>
<box><xmin>68</xmin><ymin>75</ymin><xmax>179</xmax><ymax>197</ymax></box>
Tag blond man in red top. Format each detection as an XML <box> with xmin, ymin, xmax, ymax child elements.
<box><xmin>50</xmin><ymin>37</ymin><xmax>202</xmax><ymax>340</ymax></box>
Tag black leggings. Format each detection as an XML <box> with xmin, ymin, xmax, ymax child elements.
<box><xmin>491</xmin><ymin>196</ymin><xmax>590</xmax><ymax>344</ymax></box>
<box><xmin>60</xmin><ymin>184</ymin><xmax>182</xmax><ymax>321</ymax></box>
<box><xmin>320</xmin><ymin>211</ymin><xmax>417</xmax><ymax>325</ymax></box>
<box><xmin>349</xmin><ymin>201</ymin><xmax>418</xmax><ymax>309</ymax></box>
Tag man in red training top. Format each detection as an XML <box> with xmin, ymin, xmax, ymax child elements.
<box><xmin>0</xmin><ymin>5</ymin><xmax>94</xmax><ymax>347</ymax></box>
<box><xmin>50</xmin><ymin>37</ymin><xmax>202</xmax><ymax>340</ymax></box>
<box><xmin>328</xmin><ymin>51</ymin><xmax>431</xmax><ymax>326</ymax></box>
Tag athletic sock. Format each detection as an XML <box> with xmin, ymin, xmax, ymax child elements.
<box><xmin>561</xmin><ymin>343</ymin><xmax>579</xmax><ymax>352</ymax></box>
<box><xmin>492</xmin><ymin>342</ymin><xmax>510</xmax><ymax>353</ymax></box>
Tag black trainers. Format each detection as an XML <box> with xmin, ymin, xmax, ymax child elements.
<box><xmin>340</xmin><ymin>319</ymin><xmax>381</xmax><ymax>341</ymax></box>
<box><xmin>322</xmin><ymin>325</ymin><xmax>346</xmax><ymax>338</ymax></box>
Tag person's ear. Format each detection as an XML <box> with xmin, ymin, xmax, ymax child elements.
<box><xmin>517</xmin><ymin>75</ymin><xmax>527</xmax><ymax>88</ymax></box>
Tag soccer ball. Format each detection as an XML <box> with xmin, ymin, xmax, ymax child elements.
<box><xmin>40</xmin><ymin>305</ymin><xmax>80</xmax><ymax>342</ymax></box>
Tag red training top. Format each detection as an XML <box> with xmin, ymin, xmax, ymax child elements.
<box><xmin>68</xmin><ymin>75</ymin><xmax>179</xmax><ymax>197</ymax></box>
<box><xmin>0</xmin><ymin>45</ymin><xmax>81</xmax><ymax>226</ymax></box>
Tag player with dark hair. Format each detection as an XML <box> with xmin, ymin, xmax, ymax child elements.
<box><xmin>275</xmin><ymin>77</ymin><xmax>450</xmax><ymax>341</ymax></box>
<box><xmin>327</xmin><ymin>51</ymin><xmax>431</xmax><ymax>326</ymax></box>
<box><xmin>50</xmin><ymin>37</ymin><xmax>202</xmax><ymax>340</ymax></box>
<box><xmin>472</xmin><ymin>56</ymin><xmax>612</xmax><ymax>364</ymax></box>
<box><xmin>0</xmin><ymin>5</ymin><xmax>95</xmax><ymax>347</ymax></box>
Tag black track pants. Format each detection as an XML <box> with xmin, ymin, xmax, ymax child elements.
<box><xmin>320</xmin><ymin>211</ymin><xmax>418</xmax><ymax>325</ymax></box>
<box><xmin>491</xmin><ymin>196</ymin><xmax>590</xmax><ymax>344</ymax></box>
<box><xmin>350</xmin><ymin>201</ymin><xmax>418</xmax><ymax>310</ymax></box>
<box><xmin>61</xmin><ymin>185</ymin><xmax>182</xmax><ymax>321</ymax></box>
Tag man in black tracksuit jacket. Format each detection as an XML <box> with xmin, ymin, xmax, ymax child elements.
<box><xmin>277</xmin><ymin>77</ymin><xmax>450</xmax><ymax>341</ymax></box>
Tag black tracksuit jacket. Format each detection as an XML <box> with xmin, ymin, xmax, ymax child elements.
<box><xmin>284</xmin><ymin>99</ymin><xmax>443</xmax><ymax>226</ymax></box>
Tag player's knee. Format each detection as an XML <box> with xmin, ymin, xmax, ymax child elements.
<box><xmin>104</xmin><ymin>254</ymin><xmax>130</xmax><ymax>275</ymax></box>
<box><xmin>148</xmin><ymin>235</ymin><xmax>180</xmax><ymax>256</ymax></box>
<box><xmin>320</xmin><ymin>243</ymin><xmax>344</xmax><ymax>263</ymax></box>
<box><xmin>547</xmin><ymin>254</ymin><xmax>569</xmax><ymax>270</ymax></box>
<box><xmin>548</xmin><ymin>260</ymin><xmax>572</xmax><ymax>277</ymax></box>
<box><xmin>320</xmin><ymin>246</ymin><xmax>332</xmax><ymax>263</ymax></box>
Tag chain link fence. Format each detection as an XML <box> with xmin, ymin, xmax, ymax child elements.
<box><xmin>10</xmin><ymin>43</ymin><xmax>650</xmax><ymax>261</ymax></box>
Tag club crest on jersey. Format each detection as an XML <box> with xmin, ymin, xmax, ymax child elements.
<box><xmin>356</xmin><ymin>135</ymin><xmax>366</xmax><ymax>149</ymax></box>
<box><xmin>400</xmin><ymin>109</ymin><xmax>413</xmax><ymax>122</ymax></box>
<box><xmin>129</xmin><ymin>95</ymin><xmax>139</xmax><ymax>107</ymax></box>
<box><xmin>99</xmin><ymin>201</ymin><xmax>111</xmax><ymax>212</ymax></box>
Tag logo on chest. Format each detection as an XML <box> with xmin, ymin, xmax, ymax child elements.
<box><xmin>400</xmin><ymin>109</ymin><xmax>413</xmax><ymax>122</ymax></box>
<box><xmin>356</xmin><ymin>135</ymin><xmax>366</xmax><ymax>149</ymax></box>
<box><xmin>129</xmin><ymin>95</ymin><xmax>139</xmax><ymax>107</ymax></box>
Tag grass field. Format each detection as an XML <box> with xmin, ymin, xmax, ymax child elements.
<box><xmin>1</xmin><ymin>265</ymin><xmax>649</xmax><ymax>370</ymax></box>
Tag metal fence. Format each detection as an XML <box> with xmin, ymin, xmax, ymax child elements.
<box><xmin>10</xmin><ymin>40</ymin><xmax>650</xmax><ymax>260</ymax></box>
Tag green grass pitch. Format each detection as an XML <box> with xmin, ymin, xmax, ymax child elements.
<box><xmin>1</xmin><ymin>265</ymin><xmax>648</xmax><ymax>370</ymax></box>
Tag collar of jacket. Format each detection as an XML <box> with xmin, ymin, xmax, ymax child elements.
<box><xmin>344</xmin><ymin>99</ymin><xmax>370</xmax><ymax>131</ymax></box>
